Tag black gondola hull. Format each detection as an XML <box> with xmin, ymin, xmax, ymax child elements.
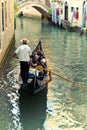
<box><xmin>18</xmin><ymin>77</ymin><xmax>47</xmax><ymax>95</ymax></box>
<box><xmin>18</xmin><ymin>41</ymin><xmax>48</xmax><ymax>95</ymax></box>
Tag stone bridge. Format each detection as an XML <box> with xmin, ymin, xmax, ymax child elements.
<box><xmin>17</xmin><ymin>0</ymin><xmax>52</xmax><ymax>21</ymax></box>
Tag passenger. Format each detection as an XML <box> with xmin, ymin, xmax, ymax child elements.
<box><xmin>34</xmin><ymin>52</ymin><xmax>39</xmax><ymax>64</ymax></box>
<box><xmin>40</xmin><ymin>57</ymin><xmax>46</xmax><ymax>68</ymax></box>
<box><xmin>30</xmin><ymin>52</ymin><xmax>39</xmax><ymax>66</ymax></box>
<box><xmin>39</xmin><ymin>57</ymin><xmax>47</xmax><ymax>76</ymax></box>
<box><xmin>37</xmin><ymin>48</ymin><xmax>43</xmax><ymax>58</ymax></box>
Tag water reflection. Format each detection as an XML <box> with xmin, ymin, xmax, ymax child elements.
<box><xmin>20</xmin><ymin>17</ymin><xmax>24</xmax><ymax>29</ymax></box>
<box><xmin>19</xmin><ymin>88</ymin><xmax>47</xmax><ymax>130</ymax></box>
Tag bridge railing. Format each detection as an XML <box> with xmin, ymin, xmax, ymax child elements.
<box><xmin>16</xmin><ymin>0</ymin><xmax>51</xmax><ymax>7</ymax></box>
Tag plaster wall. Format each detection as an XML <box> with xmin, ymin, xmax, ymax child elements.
<box><xmin>66</xmin><ymin>0</ymin><xmax>83</xmax><ymax>27</ymax></box>
<box><xmin>0</xmin><ymin>0</ymin><xmax>14</xmax><ymax>66</ymax></box>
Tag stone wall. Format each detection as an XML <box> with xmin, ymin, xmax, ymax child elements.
<box><xmin>0</xmin><ymin>0</ymin><xmax>14</xmax><ymax>68</ymax></box>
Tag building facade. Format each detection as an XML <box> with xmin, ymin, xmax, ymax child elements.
<box><xmin>0</xmin><ymin>0</ymin><xmax>14</xmax><ymax>67</ymax></box>
<box><xmin>51</xmin><ymin>0</ymin><xmax>87</xmax><ymax>29</ymax></box>
<box><xmin>63</xmin><ymin>0</ymin><xmax>86</xmax><ymax>28</ymax></box>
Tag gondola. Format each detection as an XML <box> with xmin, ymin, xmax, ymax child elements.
<box><xmin>18</xmin><ymin>41</ymin><xmax>52</xmax><ymax>94</ymax></box>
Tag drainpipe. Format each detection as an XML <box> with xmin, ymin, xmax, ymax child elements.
<box><xmin>80</xmin><ymin>0</ymin><xmax>87</xmax><ymax>35</ymax></box>
<box><xmin>70</xmin><ymin>7</ymin><xmax>75</xmax><ymax>28</ymax></box>
<box><xmin>52</xmin><ymin>3</ymin><xmax>57</xmax><ymax>24</ymax></box>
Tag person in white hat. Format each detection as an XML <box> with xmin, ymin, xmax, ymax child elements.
<box><xmin>13</xmin><ymin>38</ymin><xmax>32</xmax><ymax>85</ymax></box>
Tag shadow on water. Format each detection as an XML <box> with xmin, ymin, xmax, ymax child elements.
<box><xmin>19</xmin><ymin>87</ymin><xmax>47</xmax><ymax>130</ymax></box>
<box><xmin>0</xmin><ymin>37</ymin><xmax>15</xmax><ymax>77</ymax></box>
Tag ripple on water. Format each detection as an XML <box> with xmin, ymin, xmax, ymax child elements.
<box><xmin>1</xmin><ymin>17</ymin><xmax>87</xmax><ymax>130</ymax></box>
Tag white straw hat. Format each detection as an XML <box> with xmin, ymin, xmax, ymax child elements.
<box><xmin>20</xmin><ymin>38</ymin><xmax>29</xmax><ymax>43</ymax></box>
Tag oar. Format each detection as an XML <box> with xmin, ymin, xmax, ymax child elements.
<box><xmin>30</xmin><ymin>65</ymin><xmax>87</xmax><ymax>90</ymax></box>
<box><xmin>51</xmin><ymin>71</ymin><xmax>87</xmax><ymax>90</ymax></box>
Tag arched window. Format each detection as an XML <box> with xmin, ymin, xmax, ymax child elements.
<box><xmin>65</xmin><ymin>2</ymin><xmax>68</xmax><ymax>20</ymax></box>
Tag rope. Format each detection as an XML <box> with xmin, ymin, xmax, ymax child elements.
<box><xmin>51</xmin><ymin>71</ymin><xmax>87</xmax><ymax>90</ymax></box>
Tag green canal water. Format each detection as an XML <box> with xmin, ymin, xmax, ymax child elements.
<box><xmin>0</xmin><ymin>17</ymin><xmax>87</xmax><ymax>130</ymax></box>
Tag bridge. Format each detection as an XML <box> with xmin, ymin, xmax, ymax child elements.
<box><xmin>17</xmin><ymin>0</ymin><xmax>52</xmax><ymax>21</ymax></box>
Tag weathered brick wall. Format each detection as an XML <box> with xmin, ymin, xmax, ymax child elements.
<box><xmin>0</xmin><ymin>0</ymin><xmax>14</xmax><ymax>67</ymax></box>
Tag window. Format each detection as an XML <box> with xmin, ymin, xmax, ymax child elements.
<box><xmin>71</xmin><ymin>7</ymin><xmax>74</xmax><ymax>12</ymax></box>
<box><xmin>76</xmin><ymin>7</ymin><xmax>79</xmax><ymax>11</ymax></box>
<box><xmin>5</xmin><ymin>1</ymin><xmax>7</xmax><ymax>27</ymax></box>
<box><xmin>65</xmin><ymin>1</ymin><xmax>68</xmax><ymax>5</ymax></box>
<box><xmin>2</xmin><ymin>2</ymin><xmax>4</xmax><ymax>31</ymax></box>
<box><xmin>0</xmin><ymin>12</ymin><xmax>1</xmax><ymax>48</ymax></box>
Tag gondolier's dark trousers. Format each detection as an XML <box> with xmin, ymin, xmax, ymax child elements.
<box><xmin>20</xmin><ymin>61</ymin><xmax>30</xmax><ymax>84</ymax></box>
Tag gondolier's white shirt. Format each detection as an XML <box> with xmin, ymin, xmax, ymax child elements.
<box><xmin>15</xmin><ymin>44</ymin><xmax>31</xmax><ymax>62</ymax></box>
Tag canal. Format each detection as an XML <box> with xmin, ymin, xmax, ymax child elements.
<box><xmin>0</xmin><ymin>17</ymin><xmax>87</xmax><ymax>130</ymax></box>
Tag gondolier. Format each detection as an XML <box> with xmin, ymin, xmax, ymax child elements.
<box><xmin>13</xmin><ymin>38</ymin><xmax>32</xmax><ymax>85</ymax></box>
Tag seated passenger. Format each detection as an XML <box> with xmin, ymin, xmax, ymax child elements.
<box><xmin>30</xmin><ymin>52</ymin><xmax>39</xmax><ymax>66</ymax></box>
<box><xmin>40</xmin><ymin>58</ymin><xmax>46</xmax><ymax>68</ymax></box>
<box><xmin>33</xmin><ymin>52</ymin><xmax>39</xmax><ymax>65</ymax></box>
